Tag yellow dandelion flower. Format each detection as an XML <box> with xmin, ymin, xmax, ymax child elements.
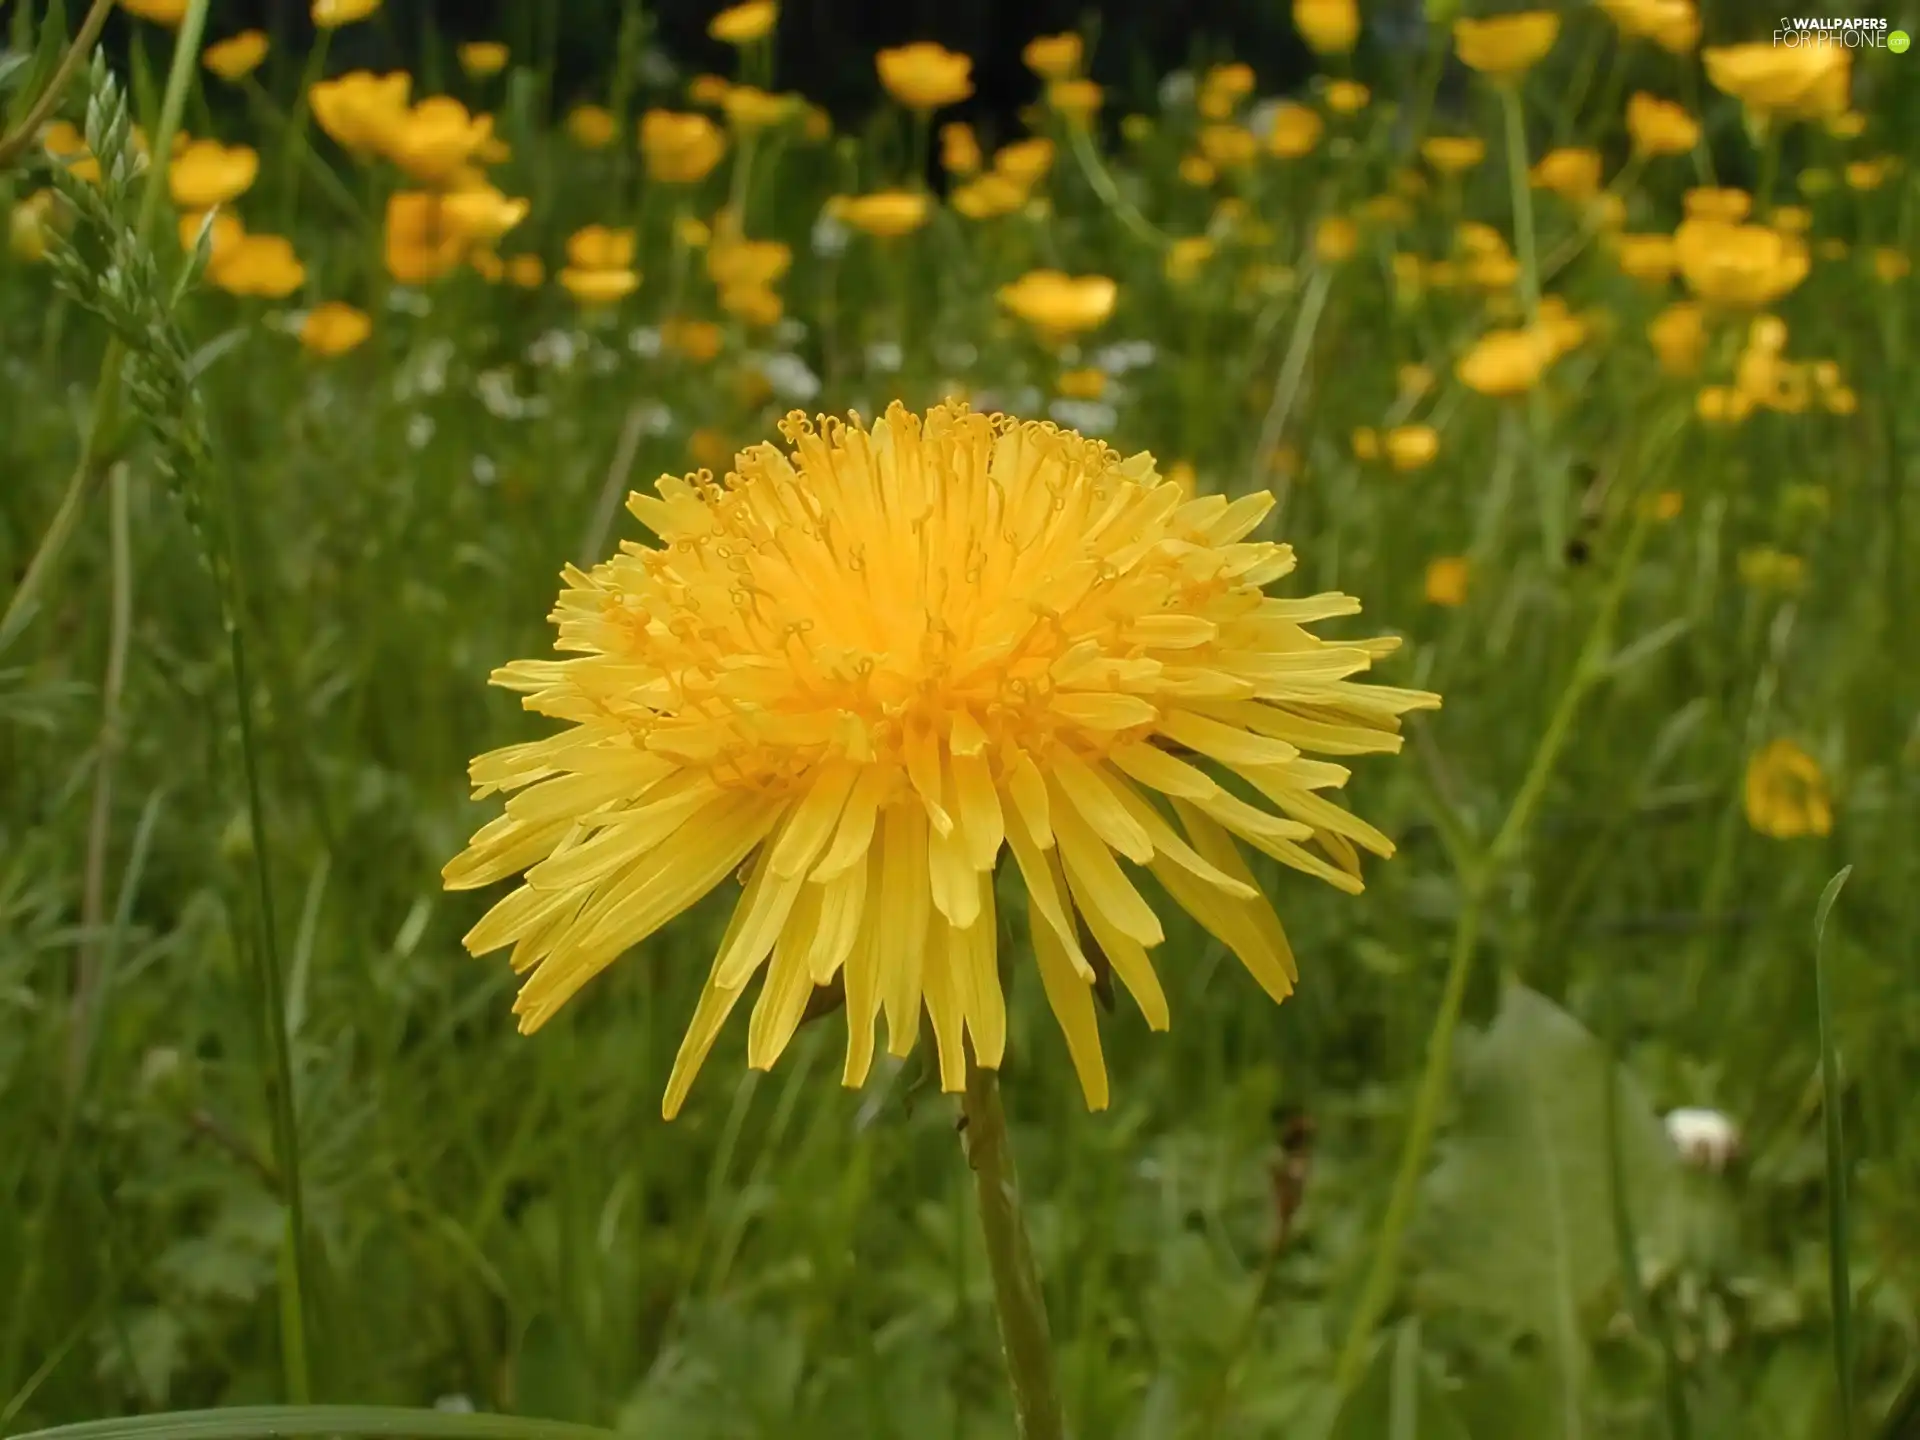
<box><xmin>1744</xmin><ymin>740</ymin><xmax>1831</xmax><ymax>839</ymax></box>
<box><xmin>443</xmin><ymin>403</ymin><xmax>1438</xmax><ymax>1116</ymax></box>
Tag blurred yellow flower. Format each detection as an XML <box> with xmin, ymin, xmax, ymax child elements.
<box><xmin>168</xmin><ymin>140</ymin><xmax>259</xmax><ymax>210</ymax></box>
<box><xmin>1703</xmin><ymin>44</ymin><xmax>1848</xmax><ymax>122</ymax></box>
<box><xmin>1294</xmin><ymin>0</ymin><xmax>1358</xmax><ymax>55</ymax></box>
<box><xmin>9</xmin><ymin>191</ymin><xmax>57</xmax><ymax>263</ymax></box>
<box><xmin>1323</xmin><ymin>81</ymin><xmax>1369</xmax><ymax>115</ymax></box>
<box><xmin>384</xmin><ymin>192</ymin><xmax>471</xmax><ymax>283</ymax></box>
<box><xmin>1203</xmin><ymin>62</ymin><xmax>1255</xmax><ymax>105</ymax></box>
<box><xmin>1425</xmin><ymin>557</ymin><xmax>1470</xmax><ymax>606</ymax></box>
<box><xmin>1695</xmin><ymin>385</ymin><xmax>1753</xmax><ymax>424</ymax></box>
<box><xmin>1599</xmin><ymin>0</ymin><xmax>1700</xmax><ymax>53</ymax></box>
<box><xmin>1626</xmin><ymin>92</ymin><xmax>1698</xmax><ymax>157</ymax></box>
<box><xmin>1825</xmin><ymin>110</ymin><xmax>1867</xmax><ymax>139</ymax></box>
<box><xmin>1873</xmin><ymin>248</ymin><xmax>1910</xmax><ymax>284</ymax></box>
<box><xmin>1268</xmin><ymin>102</ymin><xmax>1324</xmax><ymax>159</ymax></box>
<box><xmin>951</xmin><ymin>174</ymin><xmax>1027</xmax><ymax>220</ymax></box>
<box><xmin>708</xmin><ymin>236</ymin><xmax>792</xmax><ymax>291</ymax></box>
<box><xmin>834</xmin><ymin>190</ymin><xmax>931</xmax><ymax>239</ymax></box>
<box><xmin>1421</xmin><ymin>135</ymin><xmax>1484</xmax><ymax>173</ymax></box>
<box><xmin>204</xmin><ymin>31</ymin><xmax>269</xmax><ymax>82</ymax></box>
<box><xmin>876</xmin><ymin>42</ymin><xmax>974</xmax><ymax>110</ymax></box>
<box><xmin>1675</xmin><ymin>219</ymin><xmax>1807</xmax><ymax>307</ymax></box>
<box><xmin>1164</xmin><ymin>236</ymin><xmax>1214</xmax><ymax>284</ymax></box>
<box><xmin>1023</xmin><ymin>33</ymin><xmax>1083</xmax><ymax>80</ymax></box>
<box><xmin>1453</xmin><ymin>13</ymin><xmax>1559</xmax><ymax>80</ymax></box>
<box><xmin>209</xmin><ymin>233</ymin><xmax>305</xmax><ymax>298</ymax></box>
<box><xmin>999</xmin><ymin>269</ymin><xmax>1116</xmax><ymax>338</ymax></box>
<box><xmin>445</xmin><ymin>401</ymin><xmax>1436</xmax><ymax>1114</ymax></box>
<box><xmin>1397</xmin><ymin>363</ymin><xmax>1434</xmax><ymax>398</ymax></box>
<box><xmin>720</xmin><ymin>283</ymin><xmax>783</xmax><ymax>326</ymax></box>
<box><xmin>1386</xmin><ymin>425</ymin><xmax>1439</xmax><ymax>472</ymax></box>
<box><xmin>689</xmin><ymin>74</ymin><xmax>732</xmax><ymax>107</ymax></box>
<box><xmin>311</xmin><ymin>71</ymin><xmax>412</xmax><ymax>155</ymax></box>
<box><xmin>1351</xmin><ymin>427</ymin><xmax>1380</xmax><ymax>461</ymax></box>
<box><xmin>300</xmin><ymin>301</ymin><xmax>372</xmax><ymax>357</ymax></box>
<box><xmin>1198</xmin><ymin>124</ymin><xmax>1258</xmax><ymax>170</ymax></box>
<box><xmin>1056</xmin><ymin>366</ymin><xmax>1106</xmax><ymax>399</ymax></box>
<box><xmin>1179</xmin><ymin>154</ymin><xmax>1217</xmax><ymax>187</ymax></box>
<box><xmin>1737</xmin><ymin>549</ymin><xmax>1806</xmax><ymax>594</ymax></box>
<box><xmin>1682</xmin><ymin>188</ymin><xmax>1751</xmax><ymax>223</ymax></box>
<box><xmin>1643</xmin><ymin>490</ymin><xmax>1683</xmax><ymax>521</ymax></box>
<box><xmin>1530</xmin><ymin>147</ymin><xmax>1601</xmax><ymax>202</ymax></box>
<box><xmin>661</xmin><ymin>316</ymin><xmax>725</xmax><ymax>362</ymax></box>
<box><xmin>561</xmin><ymin>226</ymin><xmax>640</xmax><ymax>304</ymax></box>
<box><xmin>1612</xmin><ymin>233</ymin><xmax>1676</xmax><ymax>285</ymax></box>
<box><xmin>1048</xmin><ymin>79</ymin><xmax>1103</xmax><ymax>124</ymax></box>
<box><xmin>119</xmin><ymin>0</ymin><xmax>184</xmax><ymax>24</ymax></box>
<box><xmin>941</xmin><ymin>121</ymin><xmax>982</xmax><ymax>175</ymax></box>
<box><xmin>993</xmin><ymin>138</ymin><xmax>1055</xmax><ymax>187</ymax></box>
<box><xmin>640</xmin><ymin>110</ymin><xmax>727</xmax><ymax>184</ymax></box>
<box><xmin>710</xmin><ymin>0</ymin><xmax>777</xmax><ymax>44</ymax></box>
<box><xmin>561</xmin><ymin>269</ymin><xmax>641</xmax><ymax>305</ymax></box>
<box><xmin>722</xmin><ymin>86</ymin><xmax>797</xmax><ymax>132</ymax></box>
<box><xmin>179</xmin><ymin>208</ymin><xmax>245</xmax><ymax>268</ymax></box>
<box><xmin>441</xmin><ymin>182</ymin><xmax>530</xmax><ymax>243</ymax></box>
<box><xmin>458</xmin><ymin>42</ymin><xmax>510</xmax><ymax>78</ymax></box>
<box><xmin>388</xmin><ymin>97</ymin><xmax>494</xmax><ymax>185</ymax></box>
<box><xmin>1314</xmin><ymin>216</ymin><xmax>1359</xmax><ymax>264</ymax></box>
<box><xmin>312</xmin><ymin>0</ymin><xmax>381</xmax><ymax>27</ymax></box>
<box><xmin>1744</xmin><ymin>741</ymin><xmax>1831</xmax><ymax>839</ymax></box>
<box><xmin>1845</xmin><ymin>157</ymin><xmax>1893</xmax><ymax>191</ymax></box>
<box><xmin>1458</xmin><ymin>328</ymin><xmax>1550</xmax><ymax>396</ymax></box>
<box><xmin>42</xmin><ymin>120</ymin><xmax>101</xmax><ymax>184</ymax></box>
<box><xmin>1771</xmin><ymin>205</ymin><xmax>1811</xmax><ymax>235</ymax></box>
<box><xmin>566</xmin><ymin>105</ymin><xmax>617</xmax><ymax>149</ymax></box>
<box><xmin>507</xmin><ymin>253</ymin><xmax>545</xmax><ymax>288</ymax></box>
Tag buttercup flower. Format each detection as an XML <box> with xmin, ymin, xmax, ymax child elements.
<box><xmin>1743</xmin><ymin>740</ymin><xmax>1832</xmax><ymax>839</ymax></box>
<box><xmin>1385</xmin><ymin>425</ymin><xmax>1439</xmax><ymax>472</ymax></box>
<box><xmin>312</xmin><ymin>0</ymin><xmax>382</xmax><ymax>27</ymax></box>
<box><xmin>1048</xmin><ymin>80</ymin><xmax>1104</xmax><ymax>124</ymax></box>
<box><xmin>833</xmin><ymin>191</ymin><xmax>932</xmax><ymax>239</ymax></box>
<box><xmin>1627</xmin><ymin>93</ymin><xmax>1699</xmax><ymax>157</ymax></box>
<box><xmin>877</xmin><ymin>42</ymin><xmax>973</xmax><ymax>110</ymax></box>
<box><xmin>10</xmin><ymin>191</ymin><xmax>58</xmax><ymax>263</ymax></box>
<box><xmin>1322</xmin><ymin>81</ymin><xmax>1369</xmax><ymax>115</ymax></box>
<box><xmin>388</xmin><ymin>98</ymin><xmax>495</xmax><ymax>184</ymax></box>
<box><xmin>707</xmin><ymin>236</ymin><xmax>792</xmax><ymax>291</ymax></box>
<box><xmin>907</xmin><ymin>122</ymin><xmax>969</xmax><ymax>184</ymax></box>
<box><xmin>566</xmin><ymin>105</ymin><xmax>617</xmax><ymax>149</ymax></box>
<box><xmin>204</xmin><ymin>31</ymin><xmax>269</xmax><ymax>82</ymax></box>
<box><xmin>1293</xmin><ymin>0</ymin><xmax>1358</xmax><ymax>55</ymax></box>
<box><xmin>1314</xmin><ymin>216</ymin><xmax>1359</xmax><ymax>264</ymax></box>
<box><xmin>119</xmin><ymin>0</ymin><xmax>185</xmax><ymax>24</ymax></box>
<box><xmin>710</xmin><ymin>0</ymin><xmax>777</xmax><ymax>44</ymax></box>
<box><xmin>1056</xmin><ymin>367</ymin><xmax>1106</xmax><ymax>400</ymax></box>
<box><xmin>1164</xmin><ymin>236</ymin><xmax>1214</xmax><ymax>284</ymax></box>
<box><xmin>952</xmin><ymin>174</ymin><xmax>1026</xmax><ymax>220</ymax></box>
<box><xmin>1452</xmin><ymin>13</ymin><xmax>1560</xmax><ymax>81</ymax></box>
<box><xmin>311</xmin><ymin>72</ymin><xmax>413</xmax><ymax>155</ymax></box>
<box><xmin>994</xmin><ymin>138</ymin><xmax>1055</xmax><ymax>188</ymax></box>
<box><xmin>1530</xmin><ymin>147</ymin><xmax>1602</xmax><ymax>202</ymax></box>
<box><xmin>444</xmin><ymin>402</ymin><xmax>1438</xmax><ymax>1115</ymax></box>
<box><xmin>1425</xmin><ymin>557</ymin><xmax>1470</xmax><ymax>607</ymax></box>
<box><xmin>1675</xmin><ymin>219</ymin><xmax>1808</xmax><ymax>308</ymax></box>
<box><xmin>459</xmin><ymin>42</ymin><xmax>510</xmax><ymax>78</ymax></box>
<box><xmin>1421</xmin><ymin>135</ymin><xmax>1484</xmax><ymax>173</ymax></box>
<box><xmin>1023</xmin><ymin>33</ymin><xmax>1083</xmax><ymax>80</ymax></box>
<box><xmin>1458</xmin><ymin>328</ymin><xmax>1551</xmax><ymax>396</ymax></box>
<box><xmin>1704</xmin><ymin>44</ymin><xmax>1849</xmax><ymax>122</ymax></box>
<box><xmin>560</xmin><ymin>225</ymin><xmax>639</xmax><ymax>305</ymax></box>
<box><xmin>384</xmin><ymin>192</ymin><xmax>473</xmax><ymax>284</ymax></box>
<box><xmin>998</xmin><ymin>270</ymin><xmax>1116</xmax><ymax>339</ymax></box>
<box><xmin>721</xmin><ymin>86</ymin><xmax>797</xmax><ymax>132</ymax></box>
<box><xmin>640</xmin><ymin>111</ymin><xmax>727</xmax><ymax>184</ymax></box>
<box><xmin>1198</xmin><ymin>124</ymin><xmax>1259</xmax><ymax>170</ymax></box>
<box><xmin>1600</xmin><ymin>0</ymin><xmax>1700</xmax><ymax>54</ymax></box>
<box><xmin>1612</xmin><ymin>233</ymin><xmax>1677</xmax><ymax>285</ymax></box>
<box><xmin>660</xmin><ymin>316</ymin><xmax>724</xmax><ymax>362</ymax></box>
<box><xmin>180</xmin><ymin>209</ymin><xmax>245</xmax><ymax>269</ymax></box>
<box><xmin>1267</xmin><ymin>102</ymin><xmax>1324</xmax><ymax>159</ymax></box>
<box><xmin>301</xmin><ymin>302</ymin><xmax>373</xmax><ymax>357</ymax></box>
<box><xmin>168</xmin><ymin>140</ymin><xmax>260</xmax><ymax>210</ymax></box>
<box><xmin>209</xmin><ymin>233</ymin><xmax>306</xmax><ymax>298</ymax></box>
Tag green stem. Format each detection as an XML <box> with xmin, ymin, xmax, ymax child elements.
<box><xmin>1065</xmin><ymin>119</ymin><xmax>1166</xmax><ymax>248</ymax></box>
<box><xmin>1334</xmin><ymin>500</ymin><xmax>1658</xmax><ymax>1395</ymax></box>
<box><xmin>0</xmin><ymin>0</ymin><xmax>116</xmax><ymax>169</ymax></box>
<box><xmin>963</xmin><ymin>1059</ymin><xmax>1066</xmax><ymax>1440</ymax></box>
<box><xmin>1501</xmin><ymin>88</ymin><xmax>1541</xmax><ymax>321</ymax></box>
<box><xmin>1255</xmin><ymin>264</ymin><xmax>1333</xmax><ymax>518</ymax></box>
<box><xmin>1813</xmin><ymin>868</ymin><xmax>1857</xmax><ymax>1440</ymax></box>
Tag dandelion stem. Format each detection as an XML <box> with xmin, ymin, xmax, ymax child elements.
<box><xmin>0</xmin><ymin>0</ymin><xmax>116</xmax><ymax>167</ymax></box>
<box><xmin>1335</xmin><ymin>495</ymin><xmax>1659</xmax><ymax>1396</ymax></box>
<box><xmin>962</xmin><ymin>1059</ymin><xmax>1066</xmax><ymax>1440</ymax></box>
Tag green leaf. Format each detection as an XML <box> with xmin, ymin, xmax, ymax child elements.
<box><xmin>1329</xmin><ymin>1320</ymin><xmax>1470</xmax><ymax>1440</ymax></box>
<box><xmin>514</xmin><ymin>1312</ymin><xmax>598</xmax><ymax>1423</ymax></box>
<box><xmin>1415</xmin><ymin>984</ymin><xmax>1682</xmax><ymax>1433</ymax></box>
<box><xmin>10</xmin><ymin>1407</ymin><xmax>620</xmax><ymax>1440</ymax></box>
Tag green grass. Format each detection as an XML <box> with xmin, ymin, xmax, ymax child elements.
<box><xmin>3</xmin><ymin>2</ymin><xmax>1918</xmax><ymax>1436</ymax></box>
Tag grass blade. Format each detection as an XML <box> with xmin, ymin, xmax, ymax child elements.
<box><xmin>1813</xmin><ymin>865</ymin><xmax>1855</xmax><ymax>1439</ymax></box>
<box><xmin>8</xmin><ymin>1406</ymin><xmax>620</xmax><ymax>1440</ymax></box>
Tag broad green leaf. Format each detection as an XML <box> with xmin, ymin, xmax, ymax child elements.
<box><xmin>1414</xmin><ymin>985</ymin><xmax>1682</xmax><ymax>1433</ymax></box>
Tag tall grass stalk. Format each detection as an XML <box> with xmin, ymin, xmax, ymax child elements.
<box><xmin>1813</xmin><ymin>866</ymin><xmax>1856</xmax><ymax>1438</ymax></box>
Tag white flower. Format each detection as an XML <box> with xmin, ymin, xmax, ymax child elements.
<box><xmin>865</xmin><ymin>340</ymin><xmax>903</xmax><ymax>373</ymax></box>
<box><xmin>1158</xmin><ymin>69</ymin><xmax>1195</xmax><ymax>108</ymax></box>
<box><xmin>628</xmin><ymin>326</ymin><xmax>663</xmax><ymax>358</ymax></box>
<box><xmin>385</xmin><ymin>287</ymin><xmax>431</xmax><ymax>316</ymax></box>
<box><xmin>812</xmin><ymin>211</ymin><xmax>850</xmax><ymax>257</ymax></box>
<box><xmin>407</xmin><ymin>413</ymin><xmax>436</xmax><ymax>450</ymax></box>
<box><xmin>757</xmin><ymin>352</ymin><xmax>821</xmax><ymax>402</ymax></box>
<box><xmin>1093</xmin><ymin>339</ymin><xmax>1156</xmax><ymax>374</ymax></box>
<box><xmin>471</xmin><ymin>455</ymin><xmax>497</xmax><ymax>486</ymax></box>
<box><xmin>1664</xmin><ymin>1107</ymin><xmax>1741</xmax><ymax>1172</ymax></box>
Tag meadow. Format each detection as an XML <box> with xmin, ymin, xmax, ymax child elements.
<box><xmin>1</xmin><ymin>0</ymin><xmax>1917</xmax><ymax>1435</ymax></box>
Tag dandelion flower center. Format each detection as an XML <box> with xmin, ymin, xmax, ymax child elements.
<box><xmin>444</xmin><ymin>403</ymin><xmax>1438</xmax><ymax>1118</ymax></box>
